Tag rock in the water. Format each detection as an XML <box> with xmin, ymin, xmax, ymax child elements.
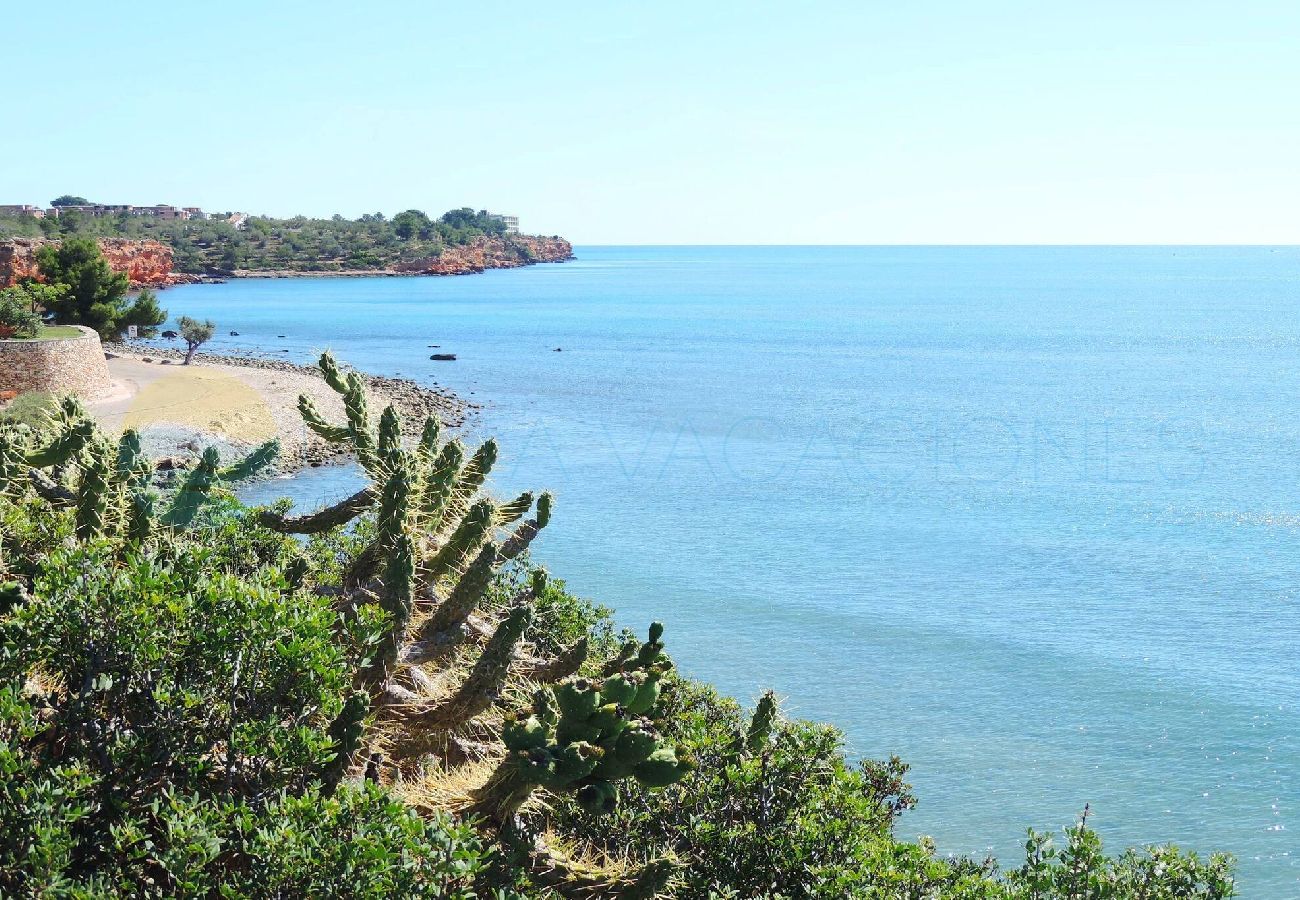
<box><xmin>553</xmin><ymin>347</ymin><xmax>562</xmax><ymax>352</ymax></box>
<box><xmin>230</xmin><ymin>331</ymin><xmax>240</xmax><ymax>336</ymax></box>
<box><xmin>430</xmin><ymin>353</ymin><xmax>456</xmax><ymax>361</ymax></box>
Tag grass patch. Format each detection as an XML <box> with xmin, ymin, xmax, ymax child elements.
<box><xmin>0</xmin><ymin>390</ymin><xmax>58</xmax><ymax>427</ymax></box>
<box><xmin>33</xmin><ymin>325</ymin><xmax>85</xmax><ymax>339</ymax></box>
<box><xmin>1</xmin><ymin>325</ymin><xmax>87</xmax><ymax>340</ymax></box>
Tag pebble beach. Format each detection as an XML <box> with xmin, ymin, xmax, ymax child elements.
<box><xmin>94</xmin><ymin>343</ymin><xmax>471</xmax><ymax>473</ymax></box>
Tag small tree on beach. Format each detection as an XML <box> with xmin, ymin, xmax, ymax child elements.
<box><xmin>177</xmin><ymin>315</ymin><xmax>216</xmax><ymax>364</ymax></box>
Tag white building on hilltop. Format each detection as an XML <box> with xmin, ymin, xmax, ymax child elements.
<box><xmin>491</xmin><ymin>214</ymin><xmax>520</xmax><ymax>235</ymax></box>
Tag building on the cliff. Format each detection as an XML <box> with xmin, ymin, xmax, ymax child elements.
<box><xmin>491</xmin><ymin>214</ymin><xmax>520</xmax><ymax>235</ymax></box>
<box><xmin>41</xmin><ymin>203</ymin><xmax>204</xmax><ymax>221</ymax></box>
<box><xmin>0</xmin><ymin>205</ymin><xmax>46</xmax><ymax>219</ymax></box>
<box><xmin>45</xmin><ymin>204</ymin><xmax>132</xmax><ymax>218</ymax></box>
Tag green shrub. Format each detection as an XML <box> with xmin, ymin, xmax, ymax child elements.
<box><xmin>0</xmin><ymin>285</ymin><xmax>44</xmax><ymax>338</ymax></box>
<box><xmin>553</xmin><ymin>679</ymin><xmax>1235</xmax><ymax>899</ymax></box>
<box><xmin>0</xmin><ymin>539</ymin><xmax>499</xmax><ymax>897</ymax></box>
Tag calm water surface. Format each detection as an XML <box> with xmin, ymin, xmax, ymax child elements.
<box><xmin>168</xmin><ymin>247</ymin><xmax>1298</xmax><ymax>894</ymax></box>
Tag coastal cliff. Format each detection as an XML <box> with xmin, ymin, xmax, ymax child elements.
<box><xmin>1</xmin><ymin>233</ymin><xmax>572</xmax><ymax>286</ymax></box>
<box><xmin>394</xmin><ymin>234</ymin><xmax>574</xmax><ymax>275</ymax></box>
<box><xmin>0</xmin><ymin>238</ymin><xmax>180</xmax><ymax>288</ymax></box>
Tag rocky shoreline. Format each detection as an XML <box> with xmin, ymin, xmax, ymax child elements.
<box><xmin>103</xmin><ymin>343</ymin><xmax>476</xmax><ymax>472</ymax></box>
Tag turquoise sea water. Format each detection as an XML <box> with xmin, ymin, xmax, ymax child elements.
<box><xmin>161</xmin><ymin>247</ymin><xmax>1298</xmax><ymax>894</ymax></box>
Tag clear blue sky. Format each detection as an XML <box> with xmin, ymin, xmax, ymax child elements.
<box><xmin>4</xmin><ymin>1</ymin><xmax>1298</xmax><ymax>244</ymax></box>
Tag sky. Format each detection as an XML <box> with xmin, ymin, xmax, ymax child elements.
<box><xmin>4</xmin><ymin>1</ymin><xmax>1299</xmax><ymax>244</ymax></box>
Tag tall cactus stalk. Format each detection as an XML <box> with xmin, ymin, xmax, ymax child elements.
<box><xmin>420</xmin><ymin>543</ymin><xmax>500</xmax><ymax>639</ymax></box>
<box><xmin>406</xmin><ymin>604</ymin><xmax>533</xmax><ymax>734</ymax></box>
<box><xmin>320</xmin><ymin>691</ymin><xmax>370</xmax><ymax>794</ymax></box>
<box><xmin>3</xmin><ymin>400</ymin><xmax>277</xmax><ymax>541</ymax></box>
<box><xmin>74</xmin><ymin>439</ymin><xmax>112</xmax><ymax>541</ymax></box>
<box><xmin>501</xmin><ymin>492</ymin><xmax>554</xmax><ymax>561</ymax></box>
<box><xmin>426</xmin><ymin>498</ymin><xmax>496</xmax><ymax>582</ymax></box>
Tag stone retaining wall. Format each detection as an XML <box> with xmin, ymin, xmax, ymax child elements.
<box><xmin>0</xmin><ymin>326</ymin><xmax>115</xmax><ymax>400</ymax></box>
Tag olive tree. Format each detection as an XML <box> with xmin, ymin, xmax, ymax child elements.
<box><xmin>177</xmin><ymin>315</ymin><xmax>216</xmax><ymax>364</ymax></box>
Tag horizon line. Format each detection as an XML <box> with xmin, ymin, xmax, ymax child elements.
<box><xmin>572</xmin><ymin>242</ymin><xmax>1300</xmax><ymax>248</ymax></box>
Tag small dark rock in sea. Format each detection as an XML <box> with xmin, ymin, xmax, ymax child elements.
<box><xmin>428</xmin><ymin>345</ymin><xmax>440</xmax><ymax>348</ymax></box>
<box><xmin>161</xmin><ymin>330</ymin><xmax>178</xmax><ymax>339</ymax></box>
<box><xmin>430</xmin><ymin>353</ymin><xmax>456</xmax><ymax>361</ymax></box>
<box><xmin>230</xmin><ymin>331</ymin><xmax>240</xmax><ymax>336</ymax></box>
<box><xmin>277</xmin><ymin>334</ymin><xmax>286</xmax><ymax>338</ymax></box>
<box><xmin>554</xmin><ymin>347</ymin><xmax>562</xmax><ymax>352</ymax></box>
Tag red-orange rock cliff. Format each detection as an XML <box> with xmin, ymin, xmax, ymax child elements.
<box><xmin>393</xmin><ymin>235</ymin><xmax>574</xmax><ymax>276</ymax></box>
<box><xmin>0</xmin><ymin>238</ymin><xmax>178</xmax><ymax>288</ymax></box>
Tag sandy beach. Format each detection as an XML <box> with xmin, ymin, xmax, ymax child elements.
<box><xmin>91</xmin><ymin>346</ymin><xmax>469</xmax><ymax>473</ymax></box>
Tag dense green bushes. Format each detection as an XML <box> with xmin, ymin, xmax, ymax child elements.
<box><xmin>555</xmin><ymin>680</ymin><xmax>1235</xmax><ymax>898</ymax></box>
<box><xmin>0</xmin><ymin>535</ymin><xmax>499</xmax><ymax>898</ymax></box>
<box><xmin>0</xmin><ymin>357</ymin><xmax>1236</xmax><ymax>898</ymax></box>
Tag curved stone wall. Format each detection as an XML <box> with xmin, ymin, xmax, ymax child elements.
<box><xmin>0</xmin><ymin>326</ymin><xmax>115</xmax><ymax>400</ymax></box>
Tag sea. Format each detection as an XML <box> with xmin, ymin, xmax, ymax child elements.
<box><xmin>149</xmin><ymin>246</ymin><xmax>1299</xmax><ymax>894</ymax></box>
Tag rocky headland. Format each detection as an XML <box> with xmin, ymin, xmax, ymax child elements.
<box><xmin>392</xmin><ymin>234</ymin><xmax>573</xmax><ymax>275</ymax></box>
<box><xmin>1</xmin><ymin>234</ymin><xmax>573</xmax><ymax>288</ymax></box>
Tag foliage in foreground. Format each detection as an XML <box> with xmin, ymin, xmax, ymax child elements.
<box><xmin>0</xmin><ymin>358</ymin><xmax>1235</xmax><ymax>898</ymax></box>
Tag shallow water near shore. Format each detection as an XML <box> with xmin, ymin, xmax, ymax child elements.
<box><xmin>157</xmin><ymin>246</ymin><xmax>1300</xmax><ymax>893</ymax></box>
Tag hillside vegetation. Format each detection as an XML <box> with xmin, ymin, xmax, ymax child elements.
<box><xmin>0</xmin><ymin>360</ymin><xmax>1235</xmax><ymax>897</ymax></box>
<box><xmin>0</xmin><ymin>207</ymin><xmax>541</xmax><ymax>275</ymax></box>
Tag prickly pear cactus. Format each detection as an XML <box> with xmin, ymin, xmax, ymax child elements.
<box><xmin>472</xmin><ymin>622</ymin><xmax>694</xmax><ymax>822</ymax></box>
